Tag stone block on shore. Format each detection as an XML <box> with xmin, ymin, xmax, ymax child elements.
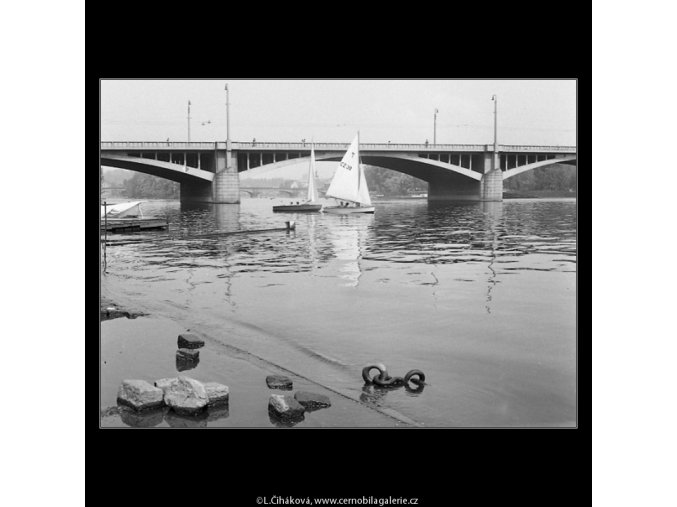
<box><xmin>163</xmin><ymin>376</ymin><xmax>209</xmax><ymax>415</ymax></box>
<box><xmin>178</xmin><ymin>332</ymin><xmax>205</xmax><ymax>349</ymax></box>
<box><xmin>294</xmin><ymin>391</ymin><xmax>331</xmax><ymax>410</ymax></box>
<box><xmin>268</xmin><ymin>394</ymin><xmax>305</xmax><ymax>419</ymax></box>
<box><xmin>154</xmin><ymin>377</ymin><xmax>179</xmax><ymax>393</ymax></box>
<box><xmin>117</xmin><ymin>380</ymin><xmax>164</xmax><ymax>411</ymax></box>
<box><xmin>266</xmin><ymin>375</ymin><xmax>293</xmax><ymax>390</ymax></box>
<box><xmin>203</xmin><ymin>382</ymin><xmax>230</xmax><ymax>406</ymax></box>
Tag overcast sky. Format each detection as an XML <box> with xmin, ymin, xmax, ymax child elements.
<box><xmin>101</xmin><ymin>79</ymin><xmax>576</xmax><ymax>145</ymax></box>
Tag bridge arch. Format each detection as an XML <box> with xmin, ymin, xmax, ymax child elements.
<box><xmin>503</xmin><ymin>155</ymin><xmax>576</xmax><ymax>180</ymax></box>
<box><xmin>242</xmin><ymin>152</ymin><xmax>482</xmax><ymax>183</ymax></box>
<box><xmin>101</xmin><ymin>155</ymin><xmax>214</xmax><ymax>184</ymax></box>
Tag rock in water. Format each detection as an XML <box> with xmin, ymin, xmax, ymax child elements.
<box><xmin>165</xmin><ymin>411</ymin><xmax>208</xmax><ymax>428</ymax></box>
<box><xmin>176</xmin><ymin>348</ymin><xmax>199</xmax><ymax>360</ymax></box>
<box><xmin>266</xmin><ymin>375</ymin><xmax>293</xmax><ymax>390</ymax></box>
<box><xmin>117</xmin><ymin>380</ymin><xmax>164</xmax><ymax>411</ymax></box>
<box><xmin>162</xmin><ymin>376</ymin><xmax>209</xmax><ymax>415</ymax></box>
<box><xmin>119</xmin><ymin>406</ymin><xmax>165</xmax><ymax>428</ymax></box>
<box><xmin>268</xmin><ymin>394</ymin><xmax>305</xmax><ymax>419</ymax></box>
<box><xmin>178</xmin><ymin>332</ymin><xmax>205</xmax><ymax>349</ymax></box>
<box><xmin>207</xmin><ymin>404</ymin><xmax>230</xmax><ymax>422</ymax></box>
<box><xmin>203</xmin><ymin>382</ymin><xmax>230</xmax><ymax>406</ymax></box>
<box><xmin>294</xmin><ymin>391</ymin><xmax>331</xmax><ymax>410</ymax></box>
<box><xmin>176</xmin><ymin>355</ymin><xmax>199</xmax><ymax>372</ymax></box>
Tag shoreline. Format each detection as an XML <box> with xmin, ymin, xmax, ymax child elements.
<box><xmin>100</xmin><ymin>285</ymin><xmax>413</xmax><ymax>428</ymax></box>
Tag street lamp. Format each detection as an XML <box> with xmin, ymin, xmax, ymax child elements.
<box><xmin>187</xmin><ymin>100</ymin><xmax>191</xmax><ymax>142</ymax></box>
<box><xmin>491</xmin><ymin>95</ymin><xmax>497</xmax><ymax>153</ymax></box>
<box><xmin>434</xmin><ymin>108</ymin><xmax>439</xmax><ymax>146</ymax></box>
<box><xmin>225</xmin><ymin>83</ymin><xmax>231</xmax><ymax>169</ymax></box>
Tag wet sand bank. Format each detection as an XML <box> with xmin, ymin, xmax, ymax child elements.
<box><xmin>100</xmin><ymin>314</ymin><xmax>407</xmax><ymax>428</ymax></box>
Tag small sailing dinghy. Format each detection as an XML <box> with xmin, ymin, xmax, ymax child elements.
<box><xmin>323</xmin><ymin>133</ymin><xmax>375</xmax><ymax>214</ymax></box>
<box><xmin>273</xmin><ymin>145</ymin><xmax>323</xmax><ymax>212</ymax></box>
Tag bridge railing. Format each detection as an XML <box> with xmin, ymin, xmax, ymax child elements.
<box><xmin>231</xmin><ymin>142</ymin><xmax>494</xmax><ymax>151</ymax></box>
<box><xmin>101</xmin><ymin>141</ymin><xmax>218</xmax><ymax>149</ymax></box>
<box><xmin>101</xmin><ymin>141</ymin><xmax>576</xmax><ymax>153</ymax></box>
<box><xmin>499</xmin><ymin>145</ymin><xmax>576</xmax><ymax>152</ymax></box>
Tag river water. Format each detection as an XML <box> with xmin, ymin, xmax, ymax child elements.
<box><xmin>101</xmin><ymin>197</ymin><xmax>576</xmax><ymax>427</ymax></box>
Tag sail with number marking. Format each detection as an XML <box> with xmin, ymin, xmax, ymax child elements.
<box><xmin>326</xmin><ymin>134</ymin><xmax>371</xmax><ymax>205</ymax></box>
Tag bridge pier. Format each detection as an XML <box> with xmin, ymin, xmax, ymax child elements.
<box><xmin>427</xmin><ymin>152</ymin><xmax>503</xmax><ymax>201</ymax></box>
<box><xmin>179</xmin><ymin>152</ymin><xmax>240</xmax><ymax>204</ymax></box>
<box><xmin>212</xmin><ymin>151</ymin><xmax>240</xmax><ymax>204</ymax></box>
<box><xmin>479</xmin><ymin>152</ymin><xmax>503</xmax><ymax>202</ymax></box>
<box><xmin>480</xmin><ymin>169</ymin><xmax>503</xmax><ymax>201</ymax></box>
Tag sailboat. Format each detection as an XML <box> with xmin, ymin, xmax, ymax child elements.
<box><xmin>323</xmin><ymin>133</ymin><xmax>375</xmax><ymax>214</ymax></box>
<box><xmin>272</xmin><ymin>145</ymin><xmax>323</xmax><ymax>212</ymax></box>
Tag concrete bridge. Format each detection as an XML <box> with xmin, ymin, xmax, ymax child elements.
<box><xmin>100</xmin><ymin>141</ymin><xmax>576</xmax><ymax>203</ymax></box>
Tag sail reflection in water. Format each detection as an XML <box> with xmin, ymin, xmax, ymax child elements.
<box><xmin>327</xmin><ymin>215</ymin><xmax>373</xmax><ymax>287</ymax></box>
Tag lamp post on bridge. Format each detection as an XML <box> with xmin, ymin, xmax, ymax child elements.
<box><xmin>225</xmin><ymin>83</ymin><xmax>231</xmax><ymax>169</ymax></box>
<box><xmin>433</xmin><ymin>108</ymin><xmax>438</xmax><ymax>146</ymax></box>
<box><xmin>187</xmin><ymin>100</ymin><xmax>191</xmax><ymax>142</ymax></box>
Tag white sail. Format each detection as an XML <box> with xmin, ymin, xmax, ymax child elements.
<box><xmin>306</xmin><ymin>146</ymin><xmax>318</xmax><ymax>203</ymax></box>
<box><xmin>326</xmin><ymin>134</ymin><xmax>363</xmax><ymax>204</ymax></box>
<box><xmin>356</xmin><ymin>162</ymin><xmax>372</xmax><ymax>206</ymax></box>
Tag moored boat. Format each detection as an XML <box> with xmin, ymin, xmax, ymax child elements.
<box><xmin>273</xmin><ymin>145</ymin><xmax>323</xmax><ymax>212</ymax></box>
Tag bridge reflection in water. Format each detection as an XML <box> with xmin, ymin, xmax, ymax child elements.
<box><xmin>481</xmin><ymin>201</ymin><xmax>503</xmax><ymax>314</ymax></box>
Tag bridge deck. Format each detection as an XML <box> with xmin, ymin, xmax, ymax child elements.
<box><xmin>101</xmin><ymin>141</ymin><xmax>576</xmax><ymax>154</ymax></box>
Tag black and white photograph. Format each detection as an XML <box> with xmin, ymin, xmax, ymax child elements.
<box><xmin>10</xmin><ymin>0</ymin><xmax>677</xmax><ymax>503</ymax></box>
<box><xmin>99</xmin><ymin>79</ymin><xmax>577</xmax><ymax>428</ymax></box>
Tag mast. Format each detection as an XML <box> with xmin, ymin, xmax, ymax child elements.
<box><xmin>307</xmin><ymin>144</ymin><xmax>317</xmax><ymax>202</ymax></box>
<box><xmin>357</xmin><ymin>130</ymin><xmax>361</xmax><ymax>194</ymax></box>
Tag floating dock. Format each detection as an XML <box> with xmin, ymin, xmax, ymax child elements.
<box><xmin>101</xmin><ymin>217</ymin><xmax>168</xmax><ymax>233</ymax></box>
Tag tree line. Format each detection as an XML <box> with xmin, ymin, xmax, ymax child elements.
<box><xmin>122</xmin><ymin>173</ymin><xmax>179</xmax><ymax>198</ymax></box>
<box><xmin>109</xmin><ymin>163</ymin><xmax>576</xmax><ymax>200</ymax></box>
<box><xmin>503</xmin><ymin>163</ymin><xmax>576</xmax><ymax>192</ymax></box>
<box><xmin>363</xmin><ymin>166</ymin><xmax>427</xmax><ymax>195</ymax></box>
